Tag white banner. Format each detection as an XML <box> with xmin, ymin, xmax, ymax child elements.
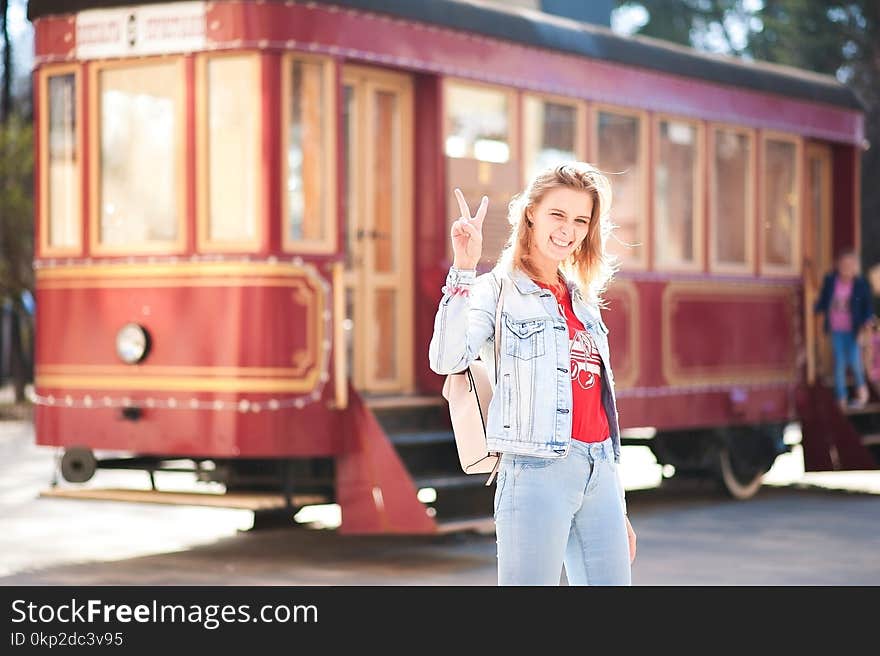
<box><xmin>76</xmin><ymin>1</ymin><xmax>206</xmax><ymax>59</ymax></box>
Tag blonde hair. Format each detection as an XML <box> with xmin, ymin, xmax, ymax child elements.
<box><xmin>495</xmin><ymin>162</ymin><xmax>619</xmax><ymax>308</ymax></box>
<box><xmin>867</xmin><ymin>262</ymin><xmax>880</xmax><ymax>295</ymax></box>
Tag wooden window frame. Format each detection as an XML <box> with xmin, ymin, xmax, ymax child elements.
<box><xmin>88</xmin><ymin>56</ymin><xmax>187</xmax><ymax>256</ymax></box>
<box><xmin>805</xmin><ymin>142</ymin><xmax>834</xmax><ymax>278</ymax></box>
<box><xmin>195</xmin><ymin>51</ymin><xmax>264</xmax><ymax>253</ymax></box>
<box><xmin>759</xmin><ymin>130</ymin><xmax>803</xmax><ymax>278</ymax></box>
<box><xmin>281</xmin><ymin>52</ymin><xmax>337</xmax><ymax>255</ymax></box>
<box><xmin>442</xmin><ymin>78</ymin><xmax>519</xmax><ymax>164</ymax></box>
<box><xmin>590</xmin><ymin>103</ymin><xmax>649</xmax><ymax>271</ymax></box>
<box><xmin>442</xmin><ymin>78</ymin><xmax>519</xmax><ymax>263</ymax></box>
<box><xmin>708</xmin><ymin>123</ymin><xmax>756</xmax><ymax>275</ymax></box>
<box><xmin>521</xmin><ymin>91</ymin><xmax>587</xmax><ymax>183</ymax></box>
<box><xmin>38</xmin><ymin>63</ymin><xmax>84</xmax><ymax>258</ymax></box>
<box><xmin>652</xmin><ymin>113</ymin><xmax>705</xmax><ymax>273</ymax></box>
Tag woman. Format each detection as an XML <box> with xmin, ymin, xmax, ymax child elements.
<box><xmin>813</xmin><ymin>250</ymin><xmax>873</xmax><ymax>410</ymax></box>
<box><xmin>862</xmin><ymin>263</ymin><xmax>880</xmax><ymax>392</ymax></box>
<box><xmin>428</xmin><ymin>162</ymin><xmax>636</xmax><ymax>585</ymax></box>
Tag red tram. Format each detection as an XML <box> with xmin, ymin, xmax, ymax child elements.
<box><xmin>27</xmin><ymin>0</ymin><xmax>875</xmax><ymax>534</ymax></box>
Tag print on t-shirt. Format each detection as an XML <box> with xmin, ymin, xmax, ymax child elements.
<box><xmin>571</xmin><ymin>329</ymin><xmax>602</xmax><ymax>390</ymax></box>
<box><xmin>830</xmin><ymin>277</ymin><xmax>854</xmax><ymax>332</ymax></box>
<box><xmin>831</xmin><ymin>286</ymin><xmax>851</xmax><ymax>314</ymax></box>
<box><xmin>556</xmin><ymin>299</ymin><xmax>602</xmax><ymax>391</ymax></box>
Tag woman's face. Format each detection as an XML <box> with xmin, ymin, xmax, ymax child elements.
<box><xmin>527</xmin><ymin>186</ymin><xmax>594</xmax><ymax>268</ymax></box>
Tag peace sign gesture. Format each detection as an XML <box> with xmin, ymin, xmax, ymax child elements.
<box><xmin>450</xmin><ymin>188</ymin><xmax>489</xmax><ymax>270</ymax></box>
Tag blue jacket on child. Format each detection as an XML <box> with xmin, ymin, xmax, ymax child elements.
<box><xmin>813</xmin><ymin>271</ymin><xmax>873</xmax><ymax>335</ymax></box>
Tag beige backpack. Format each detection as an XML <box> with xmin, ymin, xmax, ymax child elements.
<box><xmin>441</xmin><ymin>275</ymin><xmax>505</xmax><ymax>486</ymax></box>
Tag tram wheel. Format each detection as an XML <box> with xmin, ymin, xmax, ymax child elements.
<box><xmin>248</xmin><ymin>507</ymin><xmax>305</xmax><ymax>531</ymax></box>
<box><xmin>60</xmin><ymin>447</ymin><xmax>97</xmax><ymax>483</ymax></box>
<box><xmin>716</xmin><ymin>444</ymin><xmax>765</xmax><ymax>500</ymax></box>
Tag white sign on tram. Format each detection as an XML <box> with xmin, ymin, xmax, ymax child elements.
<box><xmin>76</xmin><ymin>1</ymin><xmax>206</xmax><ymax>59</ymax></box>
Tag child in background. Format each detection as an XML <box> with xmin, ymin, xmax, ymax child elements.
<box><xmin>813</xmin><ymin>250</ymin><xmax>873</xmax><ymax>410</ymax></box>
<box><xmin>863</xmin><ymin>263</ymin><xmax>880</xmax><ymax>395</ymax></box>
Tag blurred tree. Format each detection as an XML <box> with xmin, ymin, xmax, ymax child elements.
<box><xmin>750</xmin><ymin>2</ymin><xmax>879</xmax><ymax>271</ymax></box>
<box><xmin>0</xmin><ymin>115</ymin><xmax>34</xmax><ymax>401</ymax></box>
<box><xmin>615</xmin><ymin>0</ymin><xmax>879</xmax><ymax>269</ymax></box>
<box><xmin>0</xmin><ymin>115</ymin><xmax>34</xmax><ymax>302</ymax></box>
<box><xmin>1</xmin><ymin>0</ymin><xmax>10</xmax><ymax>123</ymax></box>
<box><xmin>614</xmin><ymin>0</ymin><xmax>756</xmax><ymax>55</ymax></box>
<box><xmin>1</xmin><ymin>0</ymin><xmax>34</xmax><ymax>399</ymax></box>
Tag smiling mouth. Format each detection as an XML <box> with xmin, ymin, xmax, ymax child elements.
<box><xmin>550</xmin><ymin>236</ymin><xmax>573</xmax><ymax>248</ymax></box>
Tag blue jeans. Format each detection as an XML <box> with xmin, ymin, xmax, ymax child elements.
<box><xmin>493</xmin><ymin>436</ymin><xmax>631</xmax><ymax>585</ymax></box>
<box><xmin>831</xmin><ymin>330</ymin><xmax>866</xmax><ymax>401</ymax></box>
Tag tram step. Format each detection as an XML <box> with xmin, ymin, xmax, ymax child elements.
<box><xmin>39</xmin><ymin>486</ymin><xmax>328</xmax><ymax>510</ymax></box>
<box><xmin>413</xmin><ymin>473</ymin><xmax>490</xmax><ymax>490</ymax></box>
<box><xmin>364</xmin><ymin>394</ymin><xmax>445</xmax><ymax>410</ymax></box>
<box><xmin>387</xmin><ymin>430</ymin><xmax>454</xmax><ymax>446</ymax></box>
<box><xmin>370</xmin><ymin>400</ymin><xmax>451</xmax><ymax>434</ymax></box>
<box><xmin>843</xmin><ymin>402</ymin><xmax>880</xmax><ymax>416</ymax></box>
<box><xmin>434</xmin><ymin>515</ymin><xmax>495</xmax><ymax>535</ymax></box>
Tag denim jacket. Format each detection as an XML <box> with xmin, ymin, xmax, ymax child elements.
<box><xmin>428</xmin><ymin>263</ymin><xmax>626</xmax><ymax>512</ymax></box>
<box><xmin>813</xmin><ymin>271</ymin><xmax>873</xmax><ymax>336</ymax></box>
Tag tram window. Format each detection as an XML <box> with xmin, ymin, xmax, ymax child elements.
<box><xmin>761</xmin><ymin>135</ymin><xmax>801</xmax><ymax>274</ymax></box>
<box><xmin>197</xmin><ymin>54</ymin><xmax>262</xmax><ymax>252</ymax></box>
<box><xmin>710</xmin><ymin>126</ymin><xmax>754</xmax><ymax>273</ymax></box>
<box><xmin>40</xmin><ymin>68</ymin><xmax>81</xmax><ymax>255</ymax></box>
<box><xmin>445</xmin><ymin>84</ymin><xmax>511</xmax><ymax>163</ymax></box>
<box><xmin>282</xmin><ymin>55</ymin><xmax>335</xmax><ymax>254</ymax></box>
<box><xmin>444</xmin><ymin>81</ymin><xmax>518</xmax><ymax>265</ymax></box>
<box><xmin>523</xmin><ymin>95</ymin><xmax>583</xmax><ymax>181</ymax></box>
<box><xmin>594</xmin><ymin>108</ymin><xmax>646</xmax><ymax>268</ymax></box>
<box><xmin>654</xmin><ymin>117</ymin><xmax>703</xmax><ymax>270</ymax></box>
<box><xmin>93</xmin><ymin>60</ymin><xmax>184</xmax><ymax>253</ymax></box>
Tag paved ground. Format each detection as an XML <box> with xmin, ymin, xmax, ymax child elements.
<box><xmin>2</xmin><ymin>419</ymin><xmax>879</xmax><ymax>585</ymax></box>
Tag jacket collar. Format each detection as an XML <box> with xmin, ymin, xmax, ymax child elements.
<box><xmin>830</xmin><ymin>270</ymin><xmax>866</xmax><ymax>289</ymax></box>
<box><xmin>508</xmin><ymin>266</ymin><xmax>542</xmax><ymax>295</ymax></box>
<box><xmin>503</xmin><ymin>265</ymin><xmax>585</xmax><ymax>303</ymax></box>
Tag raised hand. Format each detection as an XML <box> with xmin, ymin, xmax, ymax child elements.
<box><xmin>450</xmin><ymin>188</ymin><xmax>488</xmax><ymax>270</ymax></box>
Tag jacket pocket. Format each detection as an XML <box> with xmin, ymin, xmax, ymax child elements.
<box><xmin>503</xmin><ymin>373</ymin><xmax>511</xmax><ymax>428</ymax></box>
<box><xmin>493</xmin><ymin>467</ymin><xmax>507</xmax><ymax>517</ymax></box>
<box><xmin>503</xmin><ymin>315</ymin><xmax>547</xmax><ymax>360</ymax></box>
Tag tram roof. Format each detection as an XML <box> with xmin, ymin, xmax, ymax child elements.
<box><xmin>28</xmin><ymin>0</ymin><xmax>865</xmax><ymax>112</ymax></box>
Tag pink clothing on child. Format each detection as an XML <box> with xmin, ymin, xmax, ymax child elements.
<box><xmin>829</xmin><ymin>277</ymin><xmax>854</xmax><ymax>332</ymax></box>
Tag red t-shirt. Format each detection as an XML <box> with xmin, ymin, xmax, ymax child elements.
<box><xmin>534</xmin><ymin>277</ymin><xmax>610</xmax><ymax>443</ymax></box>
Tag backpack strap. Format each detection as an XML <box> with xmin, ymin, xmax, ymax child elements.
<box><xmin>493</xmin><ymin>272</ymin><xmax>504</xmax><ymax>386</ymax></box>
<box><xmin>485</xmin><ymin>273</ymin><xmax>506</xmax><ymax>487</ymax></box>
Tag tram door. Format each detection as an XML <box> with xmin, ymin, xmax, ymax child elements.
<box><xmin>805</xmin><ymin>143</ymin><xmax>834</xmax><ymax>384</ymax></box>
<box><xmin>341</xmin><ymin>66</ymin><xmax>414</xmax><ymax>395</ymax></box>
